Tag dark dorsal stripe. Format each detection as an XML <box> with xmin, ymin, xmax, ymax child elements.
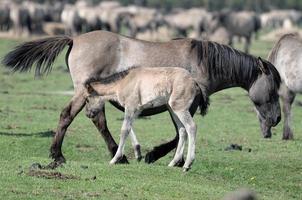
<box><xmin>85</xmin><ymin>67</ymin><xmax>136</xmax><ymax>87</ymax></box>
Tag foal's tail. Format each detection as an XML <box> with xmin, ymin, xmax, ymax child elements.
<box><xmin>2</xmin><ymin>36</ymin><xmax>73</xmax><ymax>76</ymax></box>
<box><xmin>195</xmin><ymin>82</ymin><xmax>210</xmax><ymax>116</ymax></box>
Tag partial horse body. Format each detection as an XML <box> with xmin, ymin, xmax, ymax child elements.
<box><xmin>85</xmin><ymin>67</ymin><xmax>208</xmax><ymax>171</ymax></box>
<box><xmin>2</xmin><ymin>31</ymin><xmax>281</xmax><ymax>167</ymax></box>
<box><xmin>268</xmin><ymin>33</ymin><xmax>302</xmax><ymax>140</ymax></box>
<box><xmin>216</xmin><ymin>11</ymin><xmax>261</xmax><ymax>53</ymax></box>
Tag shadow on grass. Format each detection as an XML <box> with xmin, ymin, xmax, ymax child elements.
<box><xmin>0</xmin><ymin>130</ymin><xmax>55</xmax><ymax>137</ymax></box>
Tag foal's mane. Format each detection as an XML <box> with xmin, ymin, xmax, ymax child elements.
<box><xmin>190</xmin><ymin>39</ymin><xmax>281</xmax><ymax>88</ymax></box>
<box><xmin>268</xmin><ymin>32</ymin><xmax>300</xmax><ymax>64</ymax></box>
<box><xmin>85</xmin><ymin>67</ymin><xmax>136</xmax><ymax>87</ymax></box>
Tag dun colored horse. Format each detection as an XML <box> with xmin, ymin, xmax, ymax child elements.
<box><xmin>85</xmin><ymin>67</ymin><xmax>208</xmax><ymax>171</ymax></box>
<box><xmin>2</xmin><ymin>31</ymin><xmax>281</xmax><ymax>167</ymax></box>
<box><xmin>267</xmin><ymin>33</ymin><xmax>302</xmax><ymax>140</ymax></box>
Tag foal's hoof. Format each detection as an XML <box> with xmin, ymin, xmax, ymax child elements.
<box><xmin>174</xmin><ymin>157</ymin><xmax>185</xmax><ymax>168</ymax></box>
<box><xmin>183</xmin><ymin>167</ymin><xmax>190</xmax><ymax>172</ymax></box>
<box><xmin>110</xmin><ymin>155</ymin><xmax>129</xmax><ymax>165</ymax></box>
<box><xmin>117</xmin><ymin>155</ymin><xmax>129</xmax><ymax>164</ymax></box>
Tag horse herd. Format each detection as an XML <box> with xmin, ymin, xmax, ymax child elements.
<box><xmin>2</xmin><ymin>30</ymin><xmax>301</xmax><ymax>171</ymax></box>
<box><xmin>1</xmin><ymin>0</ymin><xmax>302</xmax><ymax>54</ymax></box>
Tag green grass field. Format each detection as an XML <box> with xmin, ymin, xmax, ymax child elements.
<box><xmin>0</xmin><ymin>37</ymin><xmax>301</xmax><ymax>200</ymax></box>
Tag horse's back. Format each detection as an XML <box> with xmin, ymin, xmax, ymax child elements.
<box><xmin>270</xmin><ymin>33</ymin><xmax>302</xmax><ymax>92</ymax></box>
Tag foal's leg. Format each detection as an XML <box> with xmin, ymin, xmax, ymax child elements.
<box><xmin>91</xmin><ymin>105</ymin><xmax>128</xmax><ymax>163</ymax></box>
<box><xmin>144</xmin><ymin>95</ymin><xmax>200</xmax><ymax>164</ymax></box>
<box><xmin>110</xmin><ymin>110</ymin><xmax>135</xmax><ymax>165</ymax></box>
<box><xmin>129</xmin><ymin>128</ymin><xmax>142</xmax><ymax>161</ymax></box>
<box><xmin>174</xmin><ymin>110</ymin><xmax>197</xmax><ymax>172</ymax></box>
<box><xmin>168</xmin><ymin>127</ymin><xmax>187</xmax><ymax>167</ymax></box>
<box><xmin>49</xmin><ymin>91</ymin><xmax>86</xmax><ymax>168</ymax></box>
<box><xmin>279</xmin><ymin>85</ymin><xmax>296</xmax><ymax>140</ymax></box>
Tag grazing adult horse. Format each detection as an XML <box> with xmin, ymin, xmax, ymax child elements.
<box><xmin>2</xmin><ymin>31</ymin><xmax>281</xmax><ymax>167</ymax></box>
<box><xmin>266</xmin><ymin>33</ymin><xmax>302</xmax><ymax>140</ymax></box>
<box><xmin>85</xmin><ymin>67</ymin><xmax>208</xmax><ymax>171</ymax></box>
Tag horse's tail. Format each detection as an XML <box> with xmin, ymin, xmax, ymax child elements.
<box><xmin>194</xmin><ymin>82</ymin><xmax>210</xmax><ymax>116</ymax></box>
<box><xmin>2</xmin><ymin>36</ymin><xmax>73</xmax><ymax>76</ymax></box>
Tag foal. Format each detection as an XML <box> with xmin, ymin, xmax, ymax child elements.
<box><xmin>84</xmin><ymin>67</ymin><xmax>208</xmax><ymax>171</ymax></box>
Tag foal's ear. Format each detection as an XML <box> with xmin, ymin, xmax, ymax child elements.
<box><xmin>258</xmin><ymin>57</ymin><xmax>269</xmax><ymax>75</ymax></box>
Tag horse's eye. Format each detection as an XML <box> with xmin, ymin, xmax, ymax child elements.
<box><xmin>85</xmin><ymin>98</ymin><xmax>89</xmax><ymax>103</ymax></box>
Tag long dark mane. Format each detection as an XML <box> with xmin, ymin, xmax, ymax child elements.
<box><xmin>190</xmin><ymin>40</ymin><xmax>281</xmax><ymax>89</ymax></box>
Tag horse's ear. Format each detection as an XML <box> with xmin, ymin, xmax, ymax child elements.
<box><xmin>258</xmin><ymin>57</ymin><xmax>269</xmax><ymax>75</ymax></box>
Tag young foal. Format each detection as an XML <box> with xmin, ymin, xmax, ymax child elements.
<box><xmin>84</xmin><ymin>67</ymin><xmax>208</xmax><ymax>171</ymax></box>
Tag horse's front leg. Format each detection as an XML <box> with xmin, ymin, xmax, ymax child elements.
<box><xmin>280</xmin><ymin>85</ymin><xmax>295</xmax><ymax>140</ymax></box>
<box><xmin>91</xmin><ymin>104</ymin><xmax>129</xmax><ymax>163</ymax></box>
<box><xmin>144</xmin><ymin>94</ymin><xmax>200</xmax><ymax>164</ymax></box>
<box><xmin>49</xmin><ymin>91</ymin><xmax>86</xmax><ymax>168</ymax></box>
<box><xmin>110</xmin><ymin>109</ymin><xmax>135</xmax><ymax>164</ymax></box>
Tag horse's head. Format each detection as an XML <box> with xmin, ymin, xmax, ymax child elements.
<box><xmin>84</xmin><ymin>83</ymin><xmax>104</xmax><ymax>119</ymax></box>
<box><xmin>248</xmin><ymin>57</ymin><xmax>281</xmax><ymax>138</ymax></box>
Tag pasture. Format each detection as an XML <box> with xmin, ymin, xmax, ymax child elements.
<box><xmin>0</xmin><ymin>37</ymin><xmax>301</xmax><ymax>199</ymax></box>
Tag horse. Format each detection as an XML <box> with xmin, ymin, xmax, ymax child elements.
<box><xmin>267</xmin><ymin>33</ymin><xmax>302</xmax><ymax>140</ymax></box>
<box><xmin>84</xmin><ymin>67</ymin><xmax>208</xmax><ymax>171</ymax></box>
<box><xmin>2</xmin><ymin>30</ymin><xmax>281</xmax><ymax>168</ymax></box>
<box><xmin>214</xmin><ymin>10</ymin><xmax>261</xmax><ymax>53</ymax></box>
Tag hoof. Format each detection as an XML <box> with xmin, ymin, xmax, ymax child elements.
<box><xmin>282</xmin><ymin>134</ymin><xmax>294</xmax><ymax>140</ymax></box>
<box><xmin>145</xmin><ymin>152</ymin><xmax>156</xmax><ymax>164</ymax></box>
<box><xmin>111</xmin><ymin>155</ymin><xmax>129</xmax><ymax>165</ymax></box>
<box><xmin>263</xmin><ymin>134</ymin><xmax>272</xmax><ymax>139</ymax></box>
<box><xmin>46</xmin><ymin>160</ymin><xmax>64</xmax><ymax>169</ymax></box>
<box><xmin>183</xmin><ymin>167</ymin><xmax>190</xmax><ymax>172</ymax></box>
<box><xmin>174</xmin><ymin>157</ymin><xmax>185</xmax><ymax>168</ymax></box>
<box><xmin>136</xmin><ymin>155</ymin><xmax>143</xmax><ymax>162</ymax></box>
<box><xmin>168</xmin><ymin>161</ymin><xmax>175</xmax><ymax>167</ymax></box>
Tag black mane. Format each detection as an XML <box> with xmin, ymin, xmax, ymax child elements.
<box><xmin>190</xmin><ymin>40</ymin><xmax>280</xmax><ymax>89</ymax></box>
<box><xmin>85</xmin><ymin>67</ymin><xmax>136</xmax><ymax>87</ymax></box>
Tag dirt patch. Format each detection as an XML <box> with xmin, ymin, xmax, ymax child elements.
<box><xmin>27</xmin><ymin>170</ymin><xmax>79</xmax><ymax>180</ymax></box>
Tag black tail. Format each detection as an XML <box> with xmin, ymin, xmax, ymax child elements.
<box><xmin>2</xmin><ymin>36</ymin><xmax>73</xmax><ymax>76</ymax></box>
<box><xmin>195</xmin><ymin>82</ymin><xmax>210</xmax><ymax>116</ymax></box>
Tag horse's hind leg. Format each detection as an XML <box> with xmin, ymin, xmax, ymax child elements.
<box><xmin>110</xmin><ymin>109</ymin><xmax>135</xmax><ymax>165</ymax></box>
<box><xmin>144</xmin><ymin>95</ymin><xmax>200</xmax><ymax>164</ymax></box>
<box><xmin>167</xmin><ymin>108</ymin><xmax>187</xmax><ymax>167</ymax></box>
<box><xmin>91</xmin><ymin>105</ymin><xmax>128</xmax><ymax>163</ymax></box>
<box><xmin>280</xmin><ymin>84</ymin><xmax>296</xmax><ymax>140</ymax></box>
<box><xmin>129</xmin><ymin>128</ymin><xmax>142</xmax><ymax>161</ymax></box>
<box><xmin>168</xmin><ymin>126</ymin><xmax>187</xmax><ymax>167</ymax></box>
<box><xmin>49</xmin><ymin>91</ymin><xmax>86</xmax><ymax>168</ymax></box>
<box><xmin>173</xmin><ymin>110</ymin><xmax>197</xmax><ymax>172</ymax></box>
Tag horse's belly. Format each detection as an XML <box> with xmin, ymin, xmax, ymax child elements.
<box><xmin>140</xmin><ymin>96</ymin><xmax>168</xmax><ymax>110</ymax></box>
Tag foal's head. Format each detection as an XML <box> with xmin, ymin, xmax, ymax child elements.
<box><xmin>248</xmin><ymin>57</ymin><xmax>281</xmax><ymax>138</ymax></box>
<box><xmin>84</xmin><ymin>83</ymin><xmax>104</xmax><ymax>119</ymax></box>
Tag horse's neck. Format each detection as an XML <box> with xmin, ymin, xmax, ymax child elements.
<box><xmin>207</xmin><ymin>69</ymin><xmax>254</xmax><ymax>94</ymax></box>
<box><xmin>95</xmin><ymin>83</ymin><xmax>118</xmax><ymax>98</ymax></box>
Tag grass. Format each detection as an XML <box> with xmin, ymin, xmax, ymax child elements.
<box><xmin>0</xmin><ymin>36</ymin><xmax>301</xmax><ymax>200</ymax></box>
